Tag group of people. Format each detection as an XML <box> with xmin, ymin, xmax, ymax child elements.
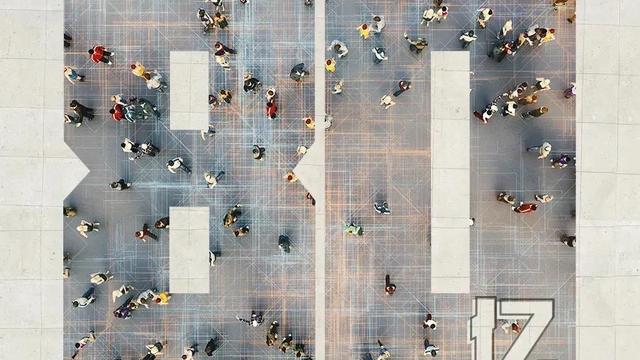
<box><xmin>234</xmin><ymin>311</ymin><xmax>309</xmax><ymax>356</ymax></box>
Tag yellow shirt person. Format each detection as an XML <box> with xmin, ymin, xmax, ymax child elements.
<box><xmin>131</xmin><ymin>62</ymin><xmax>146</xmax><ymax>77</ymax></box>
<box><xmin>357</xmin><ymin>23</ymin><xmax>370</xmax><ymax>39</ymax></box>
<box><xmin>325</xmin><ymin>58</ymin><xmax>336</xmax><ymax>73</ymax></box>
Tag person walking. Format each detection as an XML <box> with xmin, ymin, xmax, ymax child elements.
<box><xmin>64</xmin><ymin>113</ymin><xmax>83</xmax><ymax>127</ymax></box>
<box><xmin>236</xmin><ymin>311</ymin><xmax>263</xmax><ymax>327</ymax></box>
<box><xmin>502</xmin><ymin>101</ymin><xmax>518</xmax><ymax>117</ymax></box>
<box><xmin>233</xmin><ymin>225</ymin><xmax>250</xmax><ymax>237</ymax></box>
<box><xmin>110</xmin><ymin>179</ymin><xmax>131</xmax><ymax>190</ymax></box>
<box><xmin>266</xmin><ymin>100</ymin><xmax>278</xmax><ymax>119</ymax></box>
<box><xmin>372</xmin><ymin>47</ymin><xmax>388</xmax><ymax>63</ymax></box>
<box><xmin>512</xmin><ymin>202</ymin><xmax>538</xmax><ymax>214</ymax></box>
<box><xmin>404</xmin><ymin>33</ymin><xmax>428</xmax><ymax>53</ymax></box>
<box><xmin>121</xmin><ymin>138</ymin><xmax>140</xmax><ymax>157</ymax></box>
<box><xmin>423</xmin><ymin>313</ymin><xmax>437</xmax><ymax>329</ymax></box>
<box><xmin>497</xmin><ymin>192</ymin><xmax>516</xmax><ymax>205</ymax></box>
<box><xmin>280</xmin><ymin>333</ymin><xmax>293</xmax><ymax>353</ymax></box>
<box><xmin>564</xmin><ymin>82</ymin><xmax>576</xmax><ymax>98</ymax></box>
<box><xmin>521</xmin><ymin>106</ymin><xmax>548</xmax><ymax>119</ymax></box>
<box><xmin>436</xmin><ymin>6</ymin><xmax>449</xmax><ymax>22</ymax></box>
<box><xmin>89</xmin><ymin>271</ymin><xmax>113</xmax><ymax>285</ymax></box>
<box><xmin>266</xmin><ymin>321</ymin><xmax>279</xmax><ymax>346</ymax></box>
<box><xmin>527</xmin><ymin>142</ymin><xmax>552</xmax><ymax>159</ymax></box>
<box><xmin>243</xmin><ymin>72</ymin><xmax>262</xmax><ymax>92</ymax></box>
<box><xmin>64</xmin><ymin>66</ymin><xmax>85</xmax><ymax>84</ymax></box>
<box><xmin>333</xmin><ymin>79</ymin><xmax>344</xmax><ymax>94</ymax></box>
<box><xmin>70</xmin><ymin>100</ymin><xmax>95</xmax><ymax>120</ymax></box>
<box><xmin>135</xmin><ymin>224</ymin><xmax>158</xmax><ymax>242</ymax></box>
<box><xmin>252</xmin><ymin>144</ymin><xmax>266</xmax><ymax>160</ymax></box>
<box><xmin>551</xmin><ymin>153</ymin><xmax>572</xmax><ymax>168</ymax></box>
<box><xmin>534</xmin><ymin>77</ymin><xmax>551</xmax><ymax>92</ymax></box>
<box><xmin>112</xmin><ymin>284</ymin><xmax>134</xmax><ymax>303</ymax></box>
<box><xmin>143</xmin><ymin>70</ymin><xmax>168</xmax><ymax>93</ymax></box>
<box><xmin>224</xmin><ymin>204</ymin><xmax>242</xmax><ymax>227</ymax></box>
<box><xmin>88</xmin><ymin>45</ymin><xmax>114</xmax><ymax>65</ymax></box>
<box><xmin>154</xmin><ymin>291</ymin><xmax>171</xmax><ymax>305</ymax></box>
<box><xmin>77</xmin><ymin>220</ymin><xmax>100</xmax><ymax>238</ymax></box>
<box><xmin>393</xmin><ymin>80</ymin><xmax>411</xmax><ymax>97</ymax></box>
<box><xmin>384</xmin><ymin>274</ymin><xmax>396</xmax><ymax>295</ymax></box>
<box><xmin>130</xmin><ymin>62</ymin><xmax>146</xmax><ymax>78</ymax></box>
<box><xmin>166</xmin><ymin>157</ymin><xmax>192</xmax><ymax>174</ymax></box>
<box><xmin>328</xmin><ymin>40</ymin><xmax>349</xmax><ymax>58</ymax></box>
<box><xmin>374</xmin><ymin>202</ymin><xmax>391</xmax><ymax>214</ymax></box>
<box><xmin>197</xmin><ymin>8</ymin><xmax>214</xmax><ymax>33</ymax></box>
<box><xmin>182</xmin><ymin>345</ymin><xmax>197</xmax><ymax>360</ymax></box>
<box><xmin>213</xmin><ymin>12</ymin><xmax>229</xmax><ymax>29</ymax></box>
<box><xmin>474</xmin><ymin>102</ymin><xmax>499</xmax><ymax>124</ymax></box>
<box><xmin>379</xmin><ymin>94</ymin><xmax>396</xmax><ymax>109</ymax></box>
<box><xmin>477</xmin><ymin>8</ymin><xmax>493</xmax><ymax>28</ymax></box>
<box><xmin>208</xmin><ymin>0</ymin><xmax>225</xmax><ymax>11</ymax></box>
<box><xmin>535</xmin><ymin>194</ymin><xmax>554</xmax><ymax>203</ymax></box>
<box><xmin>459</xmin><ymin>30</ymin><xmax>477</xmax><ymax>48</ymax></box>
<box><xmin>215</xmin><ymin>41</ymin><xmax>236</xmax><ymax>56</ymax></box>
<box><xmin>72</xmin><ymin>286</ymin><xmax>96</xmax><ymax>308</ymax></box>
<box><xmin>518</xmin><ymin>94</ymin><xmax>538</xmax><ymax>106</ymax></box>
<box><xmin>377</xmin><ymin>340</ymin><xmax>391</xmax><ymax>360</ymax></box>
<box><xmin>290</xmin><ymin>63</ymin><xmax>309</xmax><ymax>82</ymax></box>
<box><xmin>204</xmin><ymin>338</ymin><xmax>219</xmax><ymax>356</ymax></box>
<box><xmin>71</xmin><ymin>330</ymin><xmax>96</xmax><ymax>359</ymax></box>
<box><xmin>561</xmin><ymin>234</ymin><xmax>576</xmax><ymax>247</ymax></box>
<box><xmin>423</xmin><ymin>338</ymin><xmax>440</xmax><ymax>357</ymax></box>
<box><xmin>219</xmin><ymin>89</ymin><xmax>232</xmax><ymax>104</ymax></box>
<box><xmin>204</xmin><ymin>171</ymin><xmax>224</xmax><ymax>189</ymax></box>
<box><xmin>422</xmin><ymin>8</ymin><xmax>436</xmax><ymax>26</ymax></box>
<box><xmin>154</xmin><ymin>216</ymin><xmax>170</xmax><ymax>229</ymax></box>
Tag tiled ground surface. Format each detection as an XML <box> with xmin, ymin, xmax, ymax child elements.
<box><xmin>63</xmin><ymin>0</ymin><xmax>576</xmax><ymax>359</ymax></box>
<box><xmin>325</xmin><ymin>1</ymin><xmax>575</xmax><ymax>359</ymax></box>
<box><xmin>63</xmin><ymin>0</ymin><xmax>315</xmax><ymax>358</ymax></box>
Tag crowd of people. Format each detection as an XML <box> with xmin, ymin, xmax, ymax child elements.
<box><xmin>62</xmin><ymin>0</ymin><xmax>576</xmax><ymax>358</ymax></box>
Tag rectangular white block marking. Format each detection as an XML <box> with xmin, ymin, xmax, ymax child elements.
<box><xmin>169</xmin><ymin>51</ymin><xmax>209</xmax><ymax>130</ymax></box>
<box><xmin>430</xmin><ymin>51</ymin><xmax>471</xmax><ymax>293</ymax></box>
<box><xmin>169</xmin><ymin>207</ymin><xmax>210</xmax><ymax>293</ymax></box>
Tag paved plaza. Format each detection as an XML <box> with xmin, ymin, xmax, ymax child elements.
<box><xmin>57</xmin><ymin>0</ymin><xmax>575</xmax><ymax>359</ymax></box>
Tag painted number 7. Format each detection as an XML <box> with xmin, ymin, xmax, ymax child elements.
<box><xmin>468</xmin><ymin>297</ymin><xmax>554</xmax><ymax>360</ymax></box>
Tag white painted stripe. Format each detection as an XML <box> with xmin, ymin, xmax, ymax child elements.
<box><xmin>430</xmin><ymin>51</ymin><xmax>470</xmax><ymax>294</ymax></box>
<box><xmin>169</xmin><ymin>207</ymin><xmax>210</xmax><ymax>294</ymax></box>
<box><xmin>314</xmin><ymin>0</ymin><xmax>326</xmax><ymax>358</ymax></box>
<box><xmin>169</xmin><ymin>51</ymin><xmax>209</xmax><ymax>130</ymax></box>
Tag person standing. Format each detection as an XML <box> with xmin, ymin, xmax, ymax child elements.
<box><xmin>72</xmin><ymin>286</ymin><xmax>96</xmax><ymax>308</ymax></box>
<box><xmin>266</xmin><ymin>100</ymin><xmax>278</xmax><ymax>119</ymax></box>
<box><xmin>213</xmin><ymin>12</ymin><xmax>229</xmax><ymax>29</ymax></box>
<box><xmin>527</xmin><ymin>142</ymin><xmax>552</xmax><ymax>159</ymax></box>
<box><xmin>502</xmin><ymin>101</ymin><xmax>518</xmax><ymax>117</ymax></box>
<box><xmin>64</xmin><ymin>66</ymin><xmax>85</xmax><ymax>84</ymax></box>
<box><xmin>252</xmin><ymin>145</ymin><xmax>266</xmax><ymax>160</ymax></box>
<box><xmin>372</xmin><ymin>14</ymin><xmax>385</xmax><ymax>33</ymax></box>
<box><xmin>436</xmin><ymin>6</ymin><xmax>449</xmax><ymax>22</ymax></box>
<box><xmin>404</xmin><ymin>33</ymin><xmax>428</xmax><ymax>53</ymax></box>
<box><xmin>393</xmin><ymin>81</ymin><xmax>411</xmax><ymax>97</ymax></box>
<box><xmin>90</xmin><ymin>271</ymin><xmax>113</xmax><ymax>285</ymax></box>
<box><xmin>357</xmin><ymin>23</ymin><xmax>371</xmax><ymax>39</ymax></box>
<box><xmin>521</xmin><ymin>106</ymin><xmax>548</xmax><ymax>119</ymax></box>
<box><xmin>243</xmin><ymin>72</ymin><xmax>262</xmax><ymax>92</ymax></box>
<box><xmin>154</xmin><ymin>216</ymin><xmax>170</xmax><ymax>229</ymax></box>
<box><xmin>534</xmin><ymin>77</ymin><xmax>551</xmax><ymax>92</ymax></box>
<box><xmin>290</xmin><ymin>63</ymin><xmax>309</xmax><ymax>82</ymax></box>
<box><xmin>374</xmin><ymin>202</ymin><xmax>391</xmax><ymax>214</ymax></box>
<box><xmin>498</xmin><ymin>19</ymin><xmax>513</xmax><ymax>38</ymax></box>
<box><xmin>135</xmin><ymin>224</ymin><xmax>158</xmax><ymax>242</ymax></box>
<box><xmin>384</xmin><ymin>274</ymin><xmax>396</xmax><ymax>295</ymax></box>
<box><xmin>325</xmin><ymin>58</ymin><xmax>336</xmax><ymax>73</ymax></box>
<box><xmin>64</xmin><ymin>113</ymin><xmax>83</xmax><ymax>127</ymax></box>
<box><xmin>197</xmin><ymin>8</ymin><xmax>214</xmax><ymax>33</ymax></box>
<box><xmin>422</xmin><ymin>8</ymin><xmax>436</xmax><ymax>26</ymax></box>
<box><xmin>233</xmin><ymin>225</ymin><xmax>250</xmax><ymax>237</ymax></box>
<box><xmin>166</xmin><ymin>157</ymin><xmax>192</xmax><ymax>174</ymax></box>
<box><xmin>477</xmin><ymin>8</ymin><xmax>493</xmax><ymax>28</ymax></box>
<box><xmin>143</xmin><ymin>70</ymin><xmax>168</xmax><ymax>93</ymax></box>
<box><xmin>112</xmin><ymin>284</ymin><xmax>134</xmax><ymax>303</ymax></box>
<box><xmin>518</xmin><ymin>94</ymin><xmax>538</xmax><ymax>106</ymax></box>
<box><xmin>551</xmin><ymin>153</ymin><xmax>572</xmax><ymax>168</ymax></box>
<box><xmin>328</xmin><ymin>40</ymin><xmax>349</xmax><ymax>58</ymax></box>
<box><xmin>88</xmin><ymin>45</ymin><xmax>114</xmax><ymax>65</ymax></box>
<box><xmin>182</xmin><ymin>345</ymin><xmax>197</xmax><ymax>360</ymax></box>
<box><xmin>154</xmin><ymin>291</ymin><xmax>171</xmax><ymax>305</ymax></box>
<box><xmin>459</xmin><ymin>30</ymin><xmax>477</xmax><ymax>48</ymax></box>
<box><xmin>498</xmin><ymin>192</ymin><xmax>516</xmax><ymax>206</ymax></box>
<box><xmin>130</xmin><ymin>62</ymin><xmax>146</xmax><ymax>78</ymax></box>
<box><xmin>77</xmin><ymin>220</ymin><xmax>100</xmax><ymax>238</ymax></box>
<box><xmin>219</xmin><ymin>89</ymin><xmax>232</xmax><ymax>104</ymax></box>
<box><xmin>204</xmin><ymin>171</ymin><xmax>225</xmax><ymax>189</ymax></box>
<box><xmin>110</xmin><ymin>179</ymin><xmax>131</xmax><ymax>190</ymax></box>
<box><xmin>280</xmin><ymin>333</ymin><xmax>293</xmax><ymax>353</ymax></box>
<box><xmin>333</xmin><ymin>79</ymin><xmax>344</xmax><ymax>94</ymax></box>
<box><xmin>423</xmin><ymin>338</ymin><xmax>440</xmax><ymax>357</ymax></box>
